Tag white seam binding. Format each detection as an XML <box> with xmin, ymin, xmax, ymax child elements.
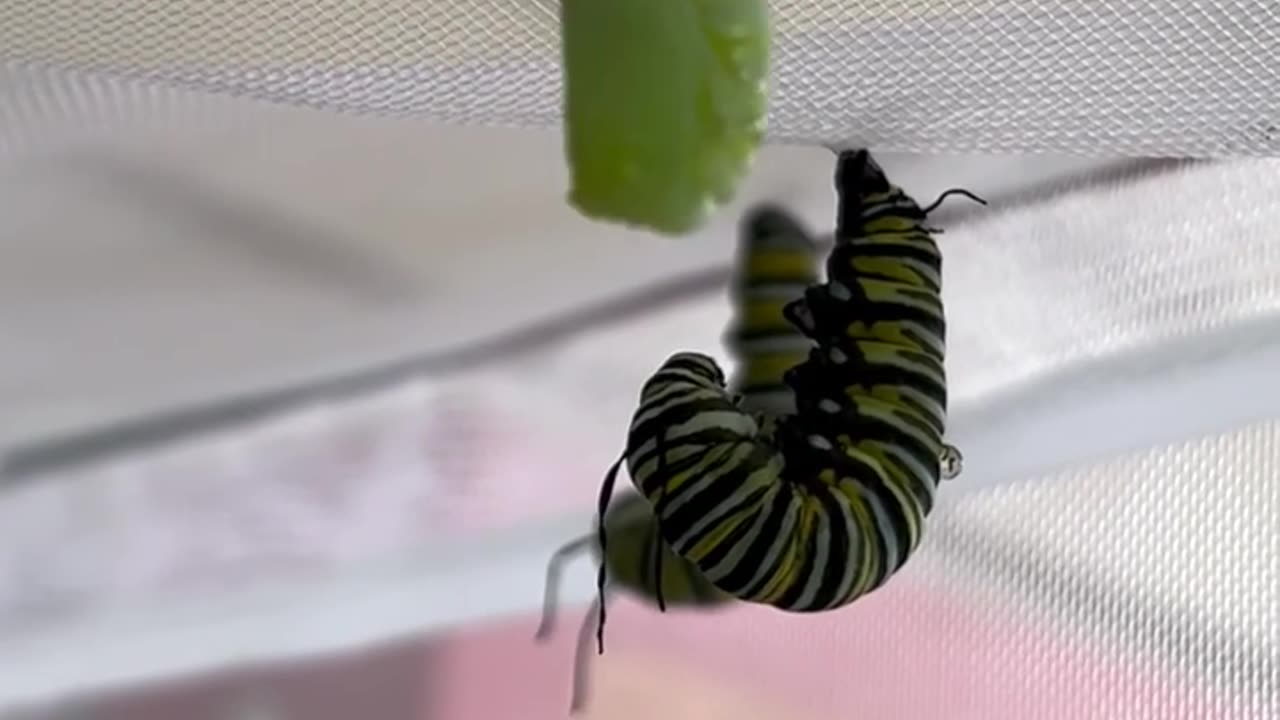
<box><xmin>949</xmin><ymin>314</ymin><xmax>1280</xmax><ymax>495</ymax></box>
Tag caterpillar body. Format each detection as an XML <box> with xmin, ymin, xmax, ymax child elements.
<box><xmin>616</xmin><ymin>149</ymin><xmax>956</xmax><ymax>614</ymax></box>
<box><xmin>536</xmin><ymin>204</ymin><xmax>820</xmax><ymax>711</ymax></box>
<box><xmin>725</xmin><ymin>205</ymin><xmax>822</xmax><ymax>418</ymax></box>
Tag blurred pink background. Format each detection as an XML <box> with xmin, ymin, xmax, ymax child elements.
<box><xmin>84</xmin><ymin>575</ymin><xmax>1233</xmax><ymax>720</ymax></box>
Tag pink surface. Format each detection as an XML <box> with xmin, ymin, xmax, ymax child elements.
<box><xmin>88</xmin><ymin>640</ymin><xmax>433</xmax><ymax>720</ymax></box>
<box><xmin>74</xmin><ymin>578</ymin><xmax>1236</xmax><ymax>720</ymax></box>
<box><xmin>433</xmin><ymin>577</ymin><xmax>1233</xmax><ymax>720</ymax></box>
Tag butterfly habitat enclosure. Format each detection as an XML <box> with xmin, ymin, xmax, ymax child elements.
<box><xmin>2</xmin><ymin>0</ymin><xmax>1280</xmax><ymax>717</ymax></box>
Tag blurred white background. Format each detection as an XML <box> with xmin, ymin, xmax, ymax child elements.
<box><xmin>1</xmin><ymin>91</ymin><xmax>1278</xmax><ymax>720</ymax></box>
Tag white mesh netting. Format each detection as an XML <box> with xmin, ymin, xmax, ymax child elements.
<box><xmin>3</xmin><ymin>0</ymin><xmax>1280</xmax><ymax>155</ymax></box>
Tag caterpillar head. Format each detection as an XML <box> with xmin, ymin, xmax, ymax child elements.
<box><xmin>835</xmin><ymin>148</ymin><xmax>890</xmax><ymax>197</ymax></box>
<box><xmin>599</xmin><ymin>493</ymin><xmax>731</xmax><ymax>607</ymax></box>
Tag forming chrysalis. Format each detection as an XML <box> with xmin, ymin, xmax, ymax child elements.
<box><xmin>560</xmin><ymin>0</ymin><xmax>770</xmax><ymax>236</ymax></box>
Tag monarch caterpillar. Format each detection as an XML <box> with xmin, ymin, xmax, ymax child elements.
<box><xmin>560</xmin><ymin>0</ymin><xmax>770</xmax><ymax>235</ymax></box>
<box><xmin>535</xmin><ymin>204</ymin><xmax>820</xmax><ymax>712</ymax></box>
<box><xmin>592</xmin><ymin>149</ymin><xmax>975</xmax><ymax>630</ymax></box>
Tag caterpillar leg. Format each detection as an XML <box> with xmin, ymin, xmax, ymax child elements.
<box><xmin>940</xmin><ymin>443</ymin><xmax>964</xmax><ymax>480</ymax></box>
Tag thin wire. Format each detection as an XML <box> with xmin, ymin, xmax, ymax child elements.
<box><xmin>535</xmin><ymin>534</ymin><xmax>595</xmax><ymax>641</ymax></box>
<box><xmin>569</xmin><ymin>596</ymin><xmax>602</xmax><ymax>714</ymax></box>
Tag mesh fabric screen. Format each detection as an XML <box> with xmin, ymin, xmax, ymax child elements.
<box><xmin>433</xmin><ymin>421</ymin><xmax>1278</xmax><ymax>720</ymax></box>
<box><xmin>3</xmin><ymin>0</ymin><xmax>1280</xmax><ymax>154</ymax></box>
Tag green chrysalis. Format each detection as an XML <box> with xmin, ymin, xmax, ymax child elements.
<box><xmin>560</xmin><ymin>0</ymin><xmax>771</xmax><ymax>236</ymax></box>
